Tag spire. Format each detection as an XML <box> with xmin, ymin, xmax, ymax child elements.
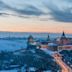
<box><xmin>62</xmin><ymin>31</ymin><xmax>65</xmax><ymax>37</ymax></box>
<box><xmin>61</xmin><ymin>31</ymin><xmax>66</xmax><ymax>39</ymax></box>
<box><xmin>47</xmin><ymin>34</ymin><xmax>50</xmax><ymax>41</ymax></box>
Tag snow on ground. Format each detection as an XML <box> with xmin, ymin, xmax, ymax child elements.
<box><xmin>0</xmin><ymin>39</ymin><xmax>27</xmax><ymax>51</ymax></box>
<box><xmin>0</xmin><ymin>69</ymin><xmax>17</xmax><ymax>72</ymax></box>
<box><xmin>41</xmin><ymin>48</ymin><xmax>58</xmax><ymax>56</ymax></box>
<box><xmin>43</xmin><ymin>71</ymin><xmax>51</xmax><ymax>72</ymax></box>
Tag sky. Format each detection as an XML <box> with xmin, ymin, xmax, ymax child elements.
<box><xmin>0</xmin><ymin>0</ymin><xmax>72</xmax><ymax>34</ymax></box>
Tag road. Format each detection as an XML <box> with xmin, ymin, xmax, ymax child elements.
<box><xmin>53</xmin><ymin>53</ymin><xmax>72</xmax><ymax>72</ymax></box>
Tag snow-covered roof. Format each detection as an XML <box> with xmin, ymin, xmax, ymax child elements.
<box><xmin>0</xmin><ymin>70</ymin><xmax>17</xmax><ymax>72</ymax></box>
<box><xmin>48</xmin><ymin>43</ymin><xmax>58</xmax><ymax>46</ymax></box>
<box><xmin>59</xmin><ymin>43</ymin><xmax>72</xmax><ymax>46</ymax></box>
<box><xmin>40</xmin><ymin>48</ymin><xmax>58</xmax><ymax>56</ymax></box>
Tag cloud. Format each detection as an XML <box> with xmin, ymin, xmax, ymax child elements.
<box><xmin>0</xmin><ymin>0</ymin><xmax>45</xmax><ymax>17</ymax></box>
<box><xmin>0</xmin><ymin>1</ymin><xmax>11</xmax><ymax>10</ymax></box>
<box><xmin>0</xmin><ymin>0</ymin><xmax>72</xmax><ymax>22</ymax></box>
<box><xmin>10</xmin><ymin>5</ymin><xmax>44</xmax><ymax>16</ymax></box>
<box><xmin>44</xmin><ymin>0</ymin><xmax>72</xmax><ymax>22</ymax></box>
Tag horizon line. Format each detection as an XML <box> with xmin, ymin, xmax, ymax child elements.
<box><xmin>0</xmin><ymin>30</ymin><xmax>72</xmax><ymax>34</ymax></box>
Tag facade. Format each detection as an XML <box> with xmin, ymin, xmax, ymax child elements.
<box><xmin>40</xmin><ymin>41</ymin><xmax>48</xmax><ymax>48</ymax></box>
<box><xmin>27</xmin><ymin>35</ymin><xmax>37</xmax><ymax>49</ymax></box>
<box><xmin>58</xmin><ymin>44</ymin><xmax>72</xmax><ymax>51</ymax></box>
<box><xmin>48</xmin><ymin>43</ymin><xmax>58</xmax><ymax>51</ymax></box>
<box><xmin>56</xmin><ymin>32</ymin><xmax>72</xmax><ymax>51</ymax></box>
<box><xmin>27</xmin><ymin>34</ymin><xmax>51</xmax><ymax>49</ymax></box>
<box><xmin>56</xmin><ymin>32</ymin><xmax>70</xmax><ymax>45</ymax></box>
<box><xmin>27</xmin><ymin>33</ymin><xmax>72</xmax><ymax>51</ymax></box>
<box><xmin>40</xmin><ymin>34</ymin><xmax>51</xmax><ymax>49</ymax></box>
<box><xmin>27</xmin><ymin>35</ymin><xmax>40</xmax><ymax>49</ymax></box>
<box><xmin>27</xmin><ymin>35</ymin><xmax>34</xmax><ymax>44</ymax></box>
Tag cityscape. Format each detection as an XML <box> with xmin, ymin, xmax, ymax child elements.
<box><xmin>26</xmin><ymin>32</ymin><xmax>72</xmax><ymax>72</ymax></box>
<box><xmin>0</xmin><ymin>0</ymin><xmax>72</xmax><ymax>72</ymax></box>
<box><xmin>0</xmin><ymin>32</ymin><xmax>71</xmax><ymax>72</ymax></box>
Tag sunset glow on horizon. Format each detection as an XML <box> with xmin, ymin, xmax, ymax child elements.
<box><xmin>0</xmin><ymin>16</ymin><xmax>72</xmax><ymax>34</ymax></box>
<box><xmin>0</xmin><ymin>0</ymin><xmax>72</xmax><ymax>34</ymax></box>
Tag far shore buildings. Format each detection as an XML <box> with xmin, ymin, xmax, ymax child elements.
<box><xmin>27</xmin><ymin>32</ymin><xmax>72</xmax><ymax>51</ymax></box>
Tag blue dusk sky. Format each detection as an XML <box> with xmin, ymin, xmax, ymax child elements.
<box><xmin>0</xmin><ymin>0</ymin><xmax>72</xmax><ymax>33</ymax></box>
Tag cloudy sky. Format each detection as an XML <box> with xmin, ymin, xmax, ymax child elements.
<box><xmin>0</xmin><ymin>0</ymin><xmax>72</xmax><ymax>33</ymax></box>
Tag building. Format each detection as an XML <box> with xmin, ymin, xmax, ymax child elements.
<box><xmin>58</xmin><ymin>43</ymin><xmax>72</xmax><ymax>51</ymax></box>
<box><xmin>48</xmin><ymin>43</ymin><xmax>58</xmax><ymax>51</ymax></box>
<box><xmin>57</xmin><ymin>32</ymin><xmax>69</xmax><ymax>45</ymax></box>
<box><xmin>56</xmin><ymin>32</ymin><xmax>72</xmax><ymax>51</ymax></box>
<box><xmin>27</xmin><ymin>35</ymin><xmax>40</xmax><ymax>49</ymax></box>
<box><xmin>27</xmin><ymin>35</ymin><xmax>37</xmax><ymax>49</ymax></box>
<box><xmin>40</xmin><ymin>41</ymin><xmax>48</xmax><ymax>48</ymax></box>
<box><xmin>47</xmin><ymin>34</ymin><xmax>51</xmax><ymax>43</ymax></box>
<box><xmin>27</xmin><ymin>35</ymin><xmax>34</xmax><ymax>44</ymax></box>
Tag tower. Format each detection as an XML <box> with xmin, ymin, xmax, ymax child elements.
<box><xmin>60</xmin><ymin>31</ymin><xmax>69</xmax><ymax>45</ymax></box>
<box><xmin>47</xmin><ymin>34</ymin><xmax>50</xmax><ymax>43</ymax></box>
<box><xmin>27</xmin><ymin>35</ymin><xmax>34</xmax><ymax>44</ymax></box>
<box><xmin>61</xmin><ymin>31</ymin><xmax>67</xmax><ymax>40</ymax></box>
<box><xmin>27</xmin><ymin>35</ymin><xmax>37</xmax><ymax>49</ymax></box>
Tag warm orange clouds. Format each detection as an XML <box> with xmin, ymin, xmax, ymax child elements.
<box><xmin>0</xmin><ymin>16</ymin><xmax>72</xmax><ymax>34</ymax></box>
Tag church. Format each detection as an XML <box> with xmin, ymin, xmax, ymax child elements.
<box><xmin>57</xmin><ymin>32</ymin><xmax>72</xmax><ymax>51</ymax></box>
<box><xmin>57</xmin><ymin>32</ymin><xmax>70</xmax><ymax>45</ymax></box>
